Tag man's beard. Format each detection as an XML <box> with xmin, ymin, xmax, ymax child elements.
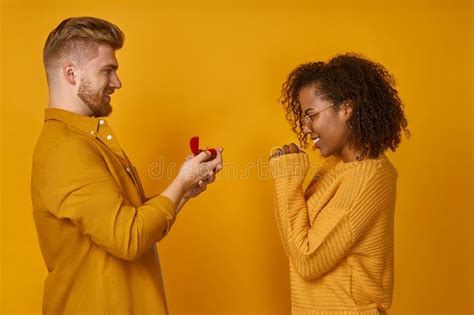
<box><xmin>77</xmin><ymin>78</ymin><xmax>113</xmax><ymax>117</ymax></box>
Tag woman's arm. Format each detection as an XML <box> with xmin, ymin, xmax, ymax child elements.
<box><xmin>269</xmin><ymin>153</ymin><xmax>395</xmax><ymax>280</ymax></box>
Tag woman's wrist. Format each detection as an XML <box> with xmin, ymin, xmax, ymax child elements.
<box><xmin>269</xmin><ymin>152</ymin><xmax>309</xmax><ymax>179</ymax></box>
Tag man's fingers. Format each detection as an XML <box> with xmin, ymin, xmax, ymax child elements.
<box><xmin>198</xmin><ymin>180</ymin><xmax>208</xmax><ymax>190</ymax></box>
<box><xmin>206</xmin><ymin>172</ymin><xmax>216</xmax><ymax>184</ymax></box>
<box><xmin>193</xmin><ymin>150</ymin><xmax>212</xmax><ymax>163</ymax></box>
<box><xmin>214</xmin><ymin>147</ymin><xmax>224</xmax><ymax>172</ymax></box>
<box><xmin>206</xmin><ymin>153</ymin><xmax>223</xmax><ymax>170</ymax></box>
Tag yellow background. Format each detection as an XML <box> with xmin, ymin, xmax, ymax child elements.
<box><xmin>1</xmin><ymin>0</ymin><xmax>472</xmax><ymax>314</ymax></box>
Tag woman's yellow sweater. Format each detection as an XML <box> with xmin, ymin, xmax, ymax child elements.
<box><xmin>269</xmin><ymin>153</ymin><xmax>397</xmax><ymax>315</ymax></box>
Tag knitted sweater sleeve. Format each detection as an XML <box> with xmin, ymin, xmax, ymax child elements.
<box><xmin>269</xmin><ymin>152</ymin><xmax>395</xmax><ymax>281</ymax></box>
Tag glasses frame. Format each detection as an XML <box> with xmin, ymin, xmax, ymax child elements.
<box><xmin>301</xmin><ymin>102</ymin><xmax>338</xmax><ymax>128</ymax></box>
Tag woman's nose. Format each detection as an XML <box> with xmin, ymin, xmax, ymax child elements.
<box><xmin>302</xmin><ymin>125</ymin><xmax>312</xmax><ymax>134</ymax></box>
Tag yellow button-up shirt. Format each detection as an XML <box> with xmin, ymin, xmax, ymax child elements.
<box><xmin>31</xmin><ymin>108</ymin><xmax>176</xmax><ymax>314</ymax></box>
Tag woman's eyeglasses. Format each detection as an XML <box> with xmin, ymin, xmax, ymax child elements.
<box><xmin>301</xmin><ymin>103</ymin><xmax>337</xmax><ymax>128</ymax></box>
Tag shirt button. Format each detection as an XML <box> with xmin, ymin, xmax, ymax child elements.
<box><xmin>106</xmin><ymin>134</ymin><xmax>113</xmax><ymax>140</ymax></box>
<box><xmin>99</xmin><ymin>119</ymin><xmax>105</xmax><ymax>125</ymax></box>
<box><xmin>90</xmin><ymin>130</ymin><xmax>95</xmax><ymax>135</ymax></box>
<box><xmin>126</xmin><ymin>167</ymin><xmax>131</xmax><ymax>173</ymax></box>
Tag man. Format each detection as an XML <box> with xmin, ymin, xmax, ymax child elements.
<box><xmin>31</xmin><ymin>16</ymin><xmax>223</xmax><ymax>314</ymax></box>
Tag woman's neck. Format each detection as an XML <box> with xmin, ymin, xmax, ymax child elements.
<box><xmin>339</xmin><ymin>145</ymin><xmax>364</xmax><ymax>163</ymax></box>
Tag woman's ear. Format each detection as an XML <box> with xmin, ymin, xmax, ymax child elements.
<box><xmin>341</xmin><ymin>101</ymin><xmax>353</xmax><ymax>120</ymax></box>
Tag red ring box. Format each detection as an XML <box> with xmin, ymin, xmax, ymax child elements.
<box><xmin>190</xmin><ymin>136</ymin><xmax>217</xmax><ymax>160</ymax></box>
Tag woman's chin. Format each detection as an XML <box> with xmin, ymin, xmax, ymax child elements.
<box><xmin>318</xmin><ymin>148</ymin><xmax>332</xmax><ymax>158</ymax></box>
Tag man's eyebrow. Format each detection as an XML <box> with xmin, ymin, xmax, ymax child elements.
<box><xmin>102</xmin><ymin>64</ymin><xmax>119</xmax><ymax>70</ymax></box>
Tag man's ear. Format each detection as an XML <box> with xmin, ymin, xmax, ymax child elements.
<box><xmin>63</xmin><ymin>63</ymin><xmax>78</xmax><ymax>85</ymax></box>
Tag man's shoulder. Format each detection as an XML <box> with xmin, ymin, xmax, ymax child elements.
<box><xmin>33</xmin><ymin>121</ymin><xmax>99</xmax><ymax>167</ymax></box>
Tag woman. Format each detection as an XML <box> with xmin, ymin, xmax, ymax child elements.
<box><xmin>269</xmin><ymin>53</ymin><xmax>409</xmax><ymax>315</ymax></box>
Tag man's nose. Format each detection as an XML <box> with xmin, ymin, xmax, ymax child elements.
<box><xmin>110</xmin><ymin>74</ymin><xmax>122</xmax><ymax>89</ymax></box>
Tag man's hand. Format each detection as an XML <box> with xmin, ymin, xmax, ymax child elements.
<box><xmin>182</xmin><ymin>147</ymin><xmax>223</xmax><ymax>199</ymax></box>
<box><xmin>175</xmin><ymin>147</ymin><xmax>222</xmax><ymax>190</ymax></box>
<box><xmin>173</xmin><ymin>147</ymin><xmax>224</xmax><ymax>214</ymax></box>
<box><xmin>269</xmin><ymin>143</ymin><xmax>303</xmax><ymax>159</ymax></box>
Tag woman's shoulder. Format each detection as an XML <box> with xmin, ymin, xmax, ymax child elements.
<box><xmin>342</xmin><ymin>154</ymin><xmax>398</xmax><ymax>187</ymax></box>
<box><xmin>305</xmin><ymin>153</ymin><xmax>397</xmax><ymax>194</ymax></box>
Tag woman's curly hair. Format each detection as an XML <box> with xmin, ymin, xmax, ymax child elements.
<box><xmin>280</xmin><ymin>52</ymin><xmax>410</xmax><ymax>159</ymax></box>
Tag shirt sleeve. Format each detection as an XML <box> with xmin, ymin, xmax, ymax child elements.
<box><xmin>40</xmin><ymin>135</ymin><xmax>177</xmax><ymax>262</ymax></box>
<box><xmin>269</xmin><ymin>153</ymin><xmax>394</xmax><ymax>281</ymax></box>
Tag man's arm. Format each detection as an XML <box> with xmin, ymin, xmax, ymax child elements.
<box><xmin>41</xmin><ymin>136</ymin><xmax>221</xmax><ymax>261</ymax></box>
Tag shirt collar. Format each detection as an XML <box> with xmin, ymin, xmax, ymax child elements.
<box><xmin>44</xmin><ymin>108</ymin><xmax>103</xmax><ymax>137</ymax></box>
<box><xmin>44</xmin><ymin>108</ymin><xmax>126</xmax><ymax>160</ymax></box>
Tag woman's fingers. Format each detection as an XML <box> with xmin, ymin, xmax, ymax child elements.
<box><xmin>289</xmin><ymin>143</ymin><xmax>300</xmax><ymax>153</ymax></box>
<box><xmin>270</xmin><ymin>143</ymin><xmax>303</xmax><ymax>159</ymax></box>
<box><xmin>282</xmin><ymin>143</ymin><xmax>300</xmax><ymax>154</ymax></box>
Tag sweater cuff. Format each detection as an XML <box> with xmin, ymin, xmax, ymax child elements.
<box><xmin>269</xmin><ymin>152</ymin><xmax>309</xmax><ymax>179</ymax></box>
